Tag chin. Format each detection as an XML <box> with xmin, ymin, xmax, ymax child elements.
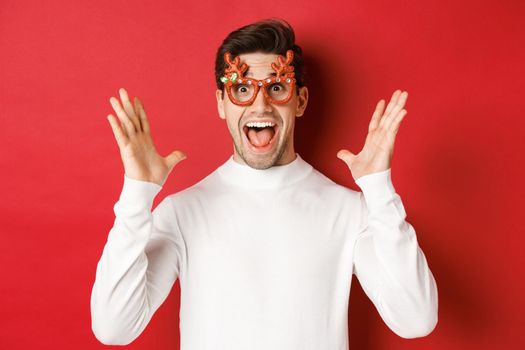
<box><xmin>244</xmin><ymin>157</ymin><xmax>277</xmax><ymax>170</ymax></box>
<box><xmin>240</xmin><ymin>151</ymin><xmax>279</xmax><ymax>170</ymax></box>
<box><xmin>235</xmin><ymin>140</ymin><xmax>287</xmax><ymax>170</ymax></box>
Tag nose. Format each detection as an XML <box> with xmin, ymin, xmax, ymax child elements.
<box><xmin>249</xmin><ymin>85</ymin><xmax>272</xmax><ymax>112</ymax></box>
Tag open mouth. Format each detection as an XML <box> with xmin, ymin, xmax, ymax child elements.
<box><xmin>242</xmin><ymin>122</ymin><xmax>279</xmax><ymax>153</ymax></box>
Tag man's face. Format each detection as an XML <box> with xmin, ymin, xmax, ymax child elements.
<box><xmin>216</xmin><ymin>51</ymin><xmax>308</xmax><ymax>169</ymax></box>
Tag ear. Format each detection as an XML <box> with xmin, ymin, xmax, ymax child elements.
<box><xmin>216</xmin><ymin>89</ymin><xmax>226</xmax><ymax>120</ymax></box>
<box><xmin>295</xmin><ymin>86</ymin><xmax>308</xmax><ymax>117</ymax></box>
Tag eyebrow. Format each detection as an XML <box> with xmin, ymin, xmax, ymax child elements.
<box><xmin>245</xmin><ymin>71</ymin><xmax>276</xmax><ymax>77</ymax></box>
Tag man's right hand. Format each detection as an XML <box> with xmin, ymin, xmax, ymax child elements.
<box><xmin>106</xmin><ymin>87</ymin><xmax>186</xmax><ymax>187</ymax></box>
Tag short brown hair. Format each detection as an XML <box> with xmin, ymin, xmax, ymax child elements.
<box><xmin>214</xmin><ymin>18</ymin><xmax>305</xmax><ymax>96</ymax></box>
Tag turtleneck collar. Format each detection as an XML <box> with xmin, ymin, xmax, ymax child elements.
<box><xmin>216</xmin><ymin>153</ymin><xmax>313</xmax><ymax>190</ymax></box>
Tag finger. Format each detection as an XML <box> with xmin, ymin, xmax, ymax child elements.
<box><xmin>165</xmin><ymin>150</ymin><xmax>187</xmax><ymax>170</ymax></box>
<box><xmin>106</xmin><ymin>114</ymin><xmax>128</xmax><ymax>148</ymax></box>
<box><xmin>134</xmin><ymin>97</ymin><xmax>151</xmax><ymax>134</ymax></box>
<box><xmin>383</xmin><ymin>91</ymin><xmax>408</xmax><ymax>128</ymax></box>
<box><xmin>133</xmin><ymin>95</ymin><xmax>141</xmax><ymax>119</ymax></box>
<box><xmin>383</xmin><ymin>90</ymin><xmax>401</xmax><ymax>117</ymax></box>
<box><xmin>390</xmin><ymin>109</ymin><xmax>407</xmax><ymax>135</ymax></box>
<box><xmin>336</xmin><ymin>149</ymin><xmax>356</xmax><ymax>167</ymax></box>
<box><xmin>110</xmin><ymin>96</ymin><xmax>136</xmax><ymax>136</ymax></box>
<box><xmin>369</xmin><ymin>99</ymin><xmax>385</xmax><ymax>131</ymax></box>
<box><xmin>390</xmin><ymin>91</ymin><xmax>408</xmax><ymax>116</ymax></box>
<box><xmin>397</xmin><ymin>90</ymin><xmax>408</xmax><ymax>108</ymax></box>
<box><xmin>119</xmin><ymin>88</ymin><xmax>142</xmax><ymax>132</ymax></box>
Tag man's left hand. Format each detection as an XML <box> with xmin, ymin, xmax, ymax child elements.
<box><xmin>337</xmin><ymin>89</ymin><xmax>408</xmax><ymax>181</ymax></box>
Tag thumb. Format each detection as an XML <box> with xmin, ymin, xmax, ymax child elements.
<box><xmin>165</xmin><ymin>150</ymin><xmax>187</xmax><ymax>170</ymax></box>
<box><xmin>337</xmin><ymin>149</ymin><xmax>356</xmax><ymax>166</ymax></box>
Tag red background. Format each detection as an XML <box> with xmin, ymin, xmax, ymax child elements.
<box><xmin>1</xmin><ymin>0</ymin><xmax>524</xmax><ymax>349</ymax></box>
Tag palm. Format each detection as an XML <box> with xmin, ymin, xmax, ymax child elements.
<box><xmin>120</xmin><ymin>135</ymin><xmax>168</xmax><ymax>183</ymax></box>
<box><xmin>107</xmin><ymin>88</ymin><xmax>186</xmax><ymax>186</ymax></box>
<box><xmin>338</xmin><ymin>90</ymin><xmax>408</xmax><ymax>181</ymax></box>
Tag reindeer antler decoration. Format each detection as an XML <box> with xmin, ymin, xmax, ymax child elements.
<box><xmin>220</xmin><ymin>52</ymin><xmax>248</xmax><ymax>85</ymax></box>
<box><xmin>220</xmin><ymin>50</ymin><xmax>296</xmax><ymax>85</ymax></box>
<box><xmin>271</xmin><ymin>50</ymin><xmax>295</xmax><ymax>79</ymax></box>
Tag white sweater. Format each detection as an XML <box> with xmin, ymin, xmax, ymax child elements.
<box><xmin>90</xmin><ymin>153</ymin><xmax>438</xmax><ymax>349</ymax></box>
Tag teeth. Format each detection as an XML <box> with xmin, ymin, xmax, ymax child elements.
<box><xmin>246</xmin><ymin>121</ymin><xmax>275</xmax><ymax>128</ymax></box>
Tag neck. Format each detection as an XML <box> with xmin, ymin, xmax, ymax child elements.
<box><xmin>217</xmin><ymin>152</ymin><xmax>313</xmax><ymax>189</ymax></box>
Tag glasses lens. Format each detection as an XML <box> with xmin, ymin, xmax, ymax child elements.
<box><xmin>231</xmin><ymin>83</ymin><xmax>256</xmax><ymax>103</ymax></box>
<box><xmin>266</xmin><ymin>81</ymin><xmax>293</xmax><ymax>102</ymax></box>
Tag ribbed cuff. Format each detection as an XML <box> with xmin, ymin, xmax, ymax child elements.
<box><xmin>355</xmin><ymin>168</ymin><xmax>397</xmax><ymax>211</ymax></box>
<box><xmin>118</xmin><ymin>174</ymin><xmax>163</xmax><ymax>210</ymax></box>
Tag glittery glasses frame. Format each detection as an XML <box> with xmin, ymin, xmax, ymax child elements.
<box><xmin>220</xmin><ymin>50</ymin><xmax>297</xmax><ymax>106</ymax></box>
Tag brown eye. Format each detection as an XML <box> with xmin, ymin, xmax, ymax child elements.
<box><xmin>268</xmin><ymin>83</ymin><xmax>285</xmax><ymax>93</ymax></box>
<box><xmin>236</xmin><ymin>85</ymin><xmax>249</xmax><ymax>93</ymax></box>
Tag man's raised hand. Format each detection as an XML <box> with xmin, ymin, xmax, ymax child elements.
<box><xmin>106</xmin><ymin>88</ymin><xmax>186</xmax><ymax>187</ymax></box>
<box><xmin>337</xmin><ymin>89</ymin><xmax>408</xmax><ymax>181</ymax></box>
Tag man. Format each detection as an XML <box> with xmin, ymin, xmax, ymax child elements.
<box><xmin>91</xmin><ymin>18</ymin><xmax>438</xmax><ymax>349</ymax></box>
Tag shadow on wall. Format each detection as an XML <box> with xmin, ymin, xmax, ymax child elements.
<box><xmin>295</xmin><ymin>50</ymin><xmax>337</xmax><ymax>162</ymax></box>
<box><xmin>347</xmin><ymin>135</ymin><xmax>497</xmax><ymax>347</ymax></box>
<box><xmin>295</xmin><ymin>48</ymin><xmax>496</xmax><ymax>347</ymax></box>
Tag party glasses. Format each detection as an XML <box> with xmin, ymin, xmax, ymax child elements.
<box><xmin>220</xmin><ymin>50</ymin><xmax>297</xmax><ymax>106</ymax></box>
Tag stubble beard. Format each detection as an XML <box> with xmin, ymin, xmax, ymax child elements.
<box><xmin>231</xmin><ymin>126</ymin><xmax>289</xmax><ymax>170</ymax></box>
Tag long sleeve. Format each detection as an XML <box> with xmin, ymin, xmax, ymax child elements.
<box><xmin>352</xmin><ymin>168</ymin><xmax>438</xmax><ymax>339</ymax></box>
<box><xmin>90</xmin><ymin>175</ymin><xmax>185</xmax><ymax>345</ymax></box>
